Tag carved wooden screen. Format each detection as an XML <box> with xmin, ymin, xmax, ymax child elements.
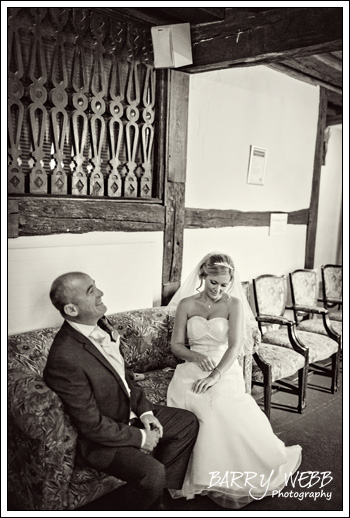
<box><xmin>8</xmin><ymin>8</ymin><xmax>157</xmax><ymax>198</ymax></box>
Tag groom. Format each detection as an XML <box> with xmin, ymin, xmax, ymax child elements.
<box><xmin>43</xmin><ymin>272</ymin><xmax>198</xmax><ymax>510</ymax></box>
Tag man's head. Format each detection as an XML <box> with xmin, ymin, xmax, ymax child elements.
<box><xmin>50</xmin><ymin>272</ymin><xmax>107</xmax><ymax>325</ymax></box>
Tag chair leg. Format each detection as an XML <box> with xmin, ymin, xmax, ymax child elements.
<box><xmin>263</xmin><ymin>368</ymin><xmax>272</xmax><ymax>421</ymax></box>
<box><xmin>298</xmin><ymin>367</ymin><xmax>307</xmax><ymax>413</ymax></box>
<box><xmin>331</xmin><ymin>351</ymin><xmax>340</xmax><ymax>393</ymax></box>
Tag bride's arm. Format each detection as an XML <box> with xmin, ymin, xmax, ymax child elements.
<box><xmin>171</xmin><ymin>299</ymin><xmax>217</xmax><ymax>371</ymax></box>
<box><xmin>192</xmin><ymin>297</ymin><xmax>243</xmax><ymax>393</ymax></box>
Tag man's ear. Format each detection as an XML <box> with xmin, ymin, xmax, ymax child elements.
<box><xmin>63</xmin><ymin>303</ymin><xmax>79</xmax><ymax>318</ymax></box>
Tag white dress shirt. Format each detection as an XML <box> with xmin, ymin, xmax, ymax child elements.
<box><xmin>67</xmin><ymin>320</ymin><xmax>152</xmax><ymax>447</ymax></box>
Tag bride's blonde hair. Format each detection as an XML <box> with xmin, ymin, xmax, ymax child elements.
<box><xmin>197</xmin><ymin>253</ymin><xmax>235</xmax><ymax>291</ymax></box>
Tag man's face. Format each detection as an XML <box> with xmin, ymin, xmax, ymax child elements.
<box><xmin>68</xmin><ymin>274</ymin><xmax>107</xmax><ymax>325</ymax></box>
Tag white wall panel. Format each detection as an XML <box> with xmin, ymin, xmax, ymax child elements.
<box><xmin>8</xmin><ymin>232</ymin><xmax>163</xmax><ymax>334</ymax></box>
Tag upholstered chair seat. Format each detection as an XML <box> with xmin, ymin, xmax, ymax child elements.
<box><xmin>261</xmin><ymin>328</ymin><xmax>339</xmax><ymax>364</ymax></box>
<box><xmin>252</xmin><ymin>343</ymin><xmax>305</xmax><ymax>384</ymax></box>
<box><xmin>297</xmin><ymin>318</ymin><xmax>342</xmax><ymax>336</ymax></box>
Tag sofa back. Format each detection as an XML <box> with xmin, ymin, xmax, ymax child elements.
<box><xmin>8</xmin><ymin>303</ymin><xmax>257</xmax><ymax>377</ymax></box>
<box><xmin>8</xmin><ymin>307</ymin><xmax>180</xmax><ymax>376</ymax></box>
<box><xmin>108</xmin><ymin>306</ymin><xmax>179</xmax><ymax>372</ymax></box>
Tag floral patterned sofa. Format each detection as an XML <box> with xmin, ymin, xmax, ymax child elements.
<box><xmin>8</xmin><ymin>305</ymin><xmax>257</xmax><ymax>511</ymax></box>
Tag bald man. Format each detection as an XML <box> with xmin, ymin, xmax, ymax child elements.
<box><xmin>43</xmin><ymin>272</ymin><xmax>198</xmax><ymax>511</ymax></box>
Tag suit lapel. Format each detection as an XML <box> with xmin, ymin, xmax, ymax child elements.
<box><xmin>64</xmin><ymin>321</ymin><xmax>131</xmax><ymax>399</ymax></box>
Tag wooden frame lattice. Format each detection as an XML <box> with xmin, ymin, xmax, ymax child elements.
<box><xmin>8</xmin><ymin>7</ymin><xmax>159</xmax><ymax>199</ymax></box>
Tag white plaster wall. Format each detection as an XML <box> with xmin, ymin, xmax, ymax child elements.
<box><xmin>182</xmin><ymin>66</ymin><xmax>319</xmax><ymax>290</ymax></box>
<box><xmin>186</xmin><ymin>66</ymin><xmax>319</xmax><ymax>212</ymax></box>
<box><xmin>8</xmin><ymin>232</ymin><xmax>163</xmax><ymax>334</ymax></box>
<box><xmin>182</xmin><ymin>226</ymin><xmax>307</xmax><ymax>285</ymax></box>
<box><xmin>314</xmin><ymin>125</ymin><xmax>343</xmax><ymax>269</ymax></box>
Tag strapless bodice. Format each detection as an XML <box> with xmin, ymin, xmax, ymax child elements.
<box><xmin>187</xmin><ymin>316</ymin><xmax>228</xmax><ymax>358</ymax></box>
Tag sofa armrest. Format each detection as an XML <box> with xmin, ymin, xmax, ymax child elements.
<box><xmin>8</xmin><ymin>366</ymin><xmax>78</xmax><ymax>510</ymax></box>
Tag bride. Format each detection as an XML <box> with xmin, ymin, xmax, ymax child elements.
<box><xmin>166</xmin><ymin>251</ymin><xmax>302</xmax><ymax>509</ymax></box>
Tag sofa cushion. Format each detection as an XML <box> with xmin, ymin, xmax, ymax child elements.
<box><xmin>68</xmin><ymin>468</ymin><xmax>124</xmax><ymax>510</ymax></box>
<box><xmin>136</xmin><ymin>368</ymin><xmax>175</xmax><ymax>406</ymax></box>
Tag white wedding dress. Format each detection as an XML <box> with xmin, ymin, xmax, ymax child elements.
<box><xmin>167</xmin><ymin>316</ymin><xmax>302</xmax><ymax>509</ymax></box>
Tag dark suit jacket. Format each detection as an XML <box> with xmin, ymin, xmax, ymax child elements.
<box><xmin>43</xmin><ymin>319</ymin><xmax>154</xmax><ymax>470</ymax></box>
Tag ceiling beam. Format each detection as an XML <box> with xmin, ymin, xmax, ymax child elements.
<box><xmin>279</xmin><ymin>56</ymin><xmax>342</xmax><ymax>88</ymax></box>
<box><xmin>184</xmin><ymin>8</ymin><xmax>342</xmax><ymax>73</ymax></box>
<box><xmin>157</xmin><ymin>7</ymin><xmax>225</xmax><ymax>23</ymax></box>
<box><xmin>312</xmin><ymin>53</ymin><xmax>342</xmax><ymax>72</ymax></box>
<box><xmin>268</xmin><ymin>63</ymin><xmax>342</xmax><ymax>94</ymax></box>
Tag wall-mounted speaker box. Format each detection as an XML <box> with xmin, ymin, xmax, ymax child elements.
<box><xmin>151</xmin><ymin>23</ymin><xmax>193</xmax><ymax>69</ymax></box>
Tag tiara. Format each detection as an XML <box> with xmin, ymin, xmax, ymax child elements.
<box><xmin>214</xmin><ymin>261</ymin><xmax>233</xmax><ymax>270</ymax></box>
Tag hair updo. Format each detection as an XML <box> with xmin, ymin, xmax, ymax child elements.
<box><xmin>197</xmin><ymin>253</ymin><xmax>235</xmax><ymax>291</ymax></box>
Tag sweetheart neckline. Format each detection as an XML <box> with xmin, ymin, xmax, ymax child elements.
<box><xmin>188</xmin><ymin>316</ymin><xmax>228</xmax><ymax>323</ymax></box>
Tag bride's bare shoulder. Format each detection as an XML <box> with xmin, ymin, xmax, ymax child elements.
<box><xmin>227</xmin><ymin>295</ymin><xmax>244</xmax><ymax>309</ymax></box>
<box><xmin>178</xmin><ymin>294</ymin><xmax>198</xmax><ymax>309</ymax></box>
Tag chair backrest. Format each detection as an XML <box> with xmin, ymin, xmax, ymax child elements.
<box><xmin>289</xmin><ymin>269</ymin><xmax>318</xmax><ymax>306</ymax></box>
<box><xmin>321</xmin><ymin>264</ymin><xmax>342</xmax><ymax>306</ymax></box>
<box><xmin>253</xmin><ymin>274</ymin><xmax>287</xmax><ymax>317</ymax></box>
<box><xmin>289</xmin><ymin>269</ymin><xmax>318</xmax><ymax>323</ymax></box>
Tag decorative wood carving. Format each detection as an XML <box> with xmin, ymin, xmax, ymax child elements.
<box><xmin>89</xmin><ymin>13</ymin><xmax>107</xmax><ymax>196</ymax></box>
<box><xmin>124</xmin><ymin>25</ymin><xmax>142</xmax><ymax>198</ymax></box>
<box><xmin>50</xmin><ymin>8</ymin><xmax>69</xmax><ymax>194</ymax></box>
<box><xmin>7</xmin><ymin>8</ymin><xmax>158</xmax><ymax>200</ymax></box>
<box><xmin>28</xmin><ymin>8</ymin><xmax>48</xmax><ymax>194</ymax></box>
<box><xmin>124</xmin><ymin>58</ymin><xmax>140</xmax><ymax>197</ymax></box>
<box><xmin>107</xmin><ymin>23</ymin><xmax>126</xmax><ymax>197</ymax></box>
<box><xmin>71</xmin><ymin>9</ymin><xmax>90</xmax><ymax>195</ymax></box>
<box><xmin>140</xmin><ymin>63</ymin><xmax>155</xmax><ymax>198</ymax></box>
<box><xmin>8</xmin><ymin>8</ymin><xmax>25</xmax><ymax>194</ymax></box>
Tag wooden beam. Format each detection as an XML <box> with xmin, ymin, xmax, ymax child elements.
<box><xmin>305</xmin><ymin>87</ymin><xmax>328</xmax><ymax>268</ymax></box>
<box><xmin>268</xmin><ymin>63</ymin><xmax>342</xmax><ymax>94</ymax></box>
<box><xmin>313</xmin><ymin>53</ymin><xmax>342</xmax><ymax>72</ymax></box>
<box><xmin>13</xmin><ymin>198</ymin><xmax>165</xmax><ymax>236</ymax></box>
<box><xmin>162</xmin><ymin>70</ymin><xmax>189</xmax><ymax>305</ymax></box>
<box><xmin>185</xmin><ymin>8</ymin><xmax>342</xmax><ymax>73</ymax></box>
<box><xmin>8</xmin><ymin>200</ymin><xmax>19</xmax><ymax>238</ymax></box>
<box><xmin>280</xmin><ymin>56</ymin><xmax>342</xmax><ymax>88</ymax></box>
<box><xmin>185</xmin><ymin>208</ymin><xmax>309</xmax><ymax>229</ymax></box>
<box><xmin>157</xmin><ymin>7</ymin><xmax>225</xmax><ymax>23</ymax></box>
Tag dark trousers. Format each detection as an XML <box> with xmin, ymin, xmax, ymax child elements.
<box><xmin>99</xmin><ymin>405</ymin><xmax>198</xmax><ymax>510</ymax></box>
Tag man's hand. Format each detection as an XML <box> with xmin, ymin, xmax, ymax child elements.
<box><xmin>140</xmin><ymin>414</ymin><xmax>163</xmax><ymax>437</ymax></box>
<box><xmin>142</xmin><ymin>429</ymin><xmax>160</xmax><ymax>452</ymax></box>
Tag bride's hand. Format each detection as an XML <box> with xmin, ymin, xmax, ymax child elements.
<box><xmin>192</xmin><ymin>371</ymin><xmax>220</xmax><ymax>393</ymax></box>
<box><xmin>195</xmin><ymin>353</ymin><xmax>217</xmax><ymax>371</ymax></box>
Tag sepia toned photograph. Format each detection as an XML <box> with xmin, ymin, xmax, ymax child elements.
<box><xmin>4</xmin><ymin>3</ymin><xmax>347</xmax><ymax>516</ymax></box>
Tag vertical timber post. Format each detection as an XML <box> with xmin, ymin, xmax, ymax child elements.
<box><xmin>162</xmin><ymin>70</ymin><xmax>189</xmax><ymax>305</ymax></box>
<box><xmin>305</xmin><ymin>87</ymin><xmax>328</xmax><ymax>269</ymax></box>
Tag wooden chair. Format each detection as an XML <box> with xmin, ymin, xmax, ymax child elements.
<box><xmin>247</xmin><ymin>277</ymin><xmax>309</xmax><ymax>420</ymax></box>
<box><xmin>253</xmin><ymin>274</ymin><xmax>340</xmax><ymax>396</ymax></box>
<box><xmin>321</xmin><ymin>264</ymin><xmax>343</xmax><ymax>322</ymax></box>
<box><xmin>289</xmin><ymin>268</ymin><xmax>342</xmax><ymax>338</ymax></box>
